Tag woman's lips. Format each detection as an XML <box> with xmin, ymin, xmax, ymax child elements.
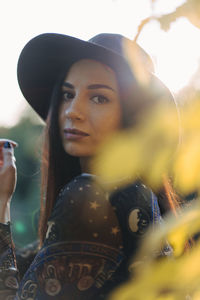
<box><xmin>63</xmin><ymin>128</ymin><xmax>89</xmax><ymax>140</ymax></box>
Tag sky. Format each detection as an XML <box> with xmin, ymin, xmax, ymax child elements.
<box><xmin>1</xmin><ymin>0</ymin><xmax>200</xmax><ymax>127</ymax></box>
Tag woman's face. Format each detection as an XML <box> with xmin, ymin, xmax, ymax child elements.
<box><xmin>58</xmin><ymin>59</ymin><xmax>122</xmax><ymax>158</ymax></box>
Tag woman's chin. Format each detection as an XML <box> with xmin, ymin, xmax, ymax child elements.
<box><xmin>63</xmin><ymin>145</ymin><xmax>95</xmax><ymax>158</ymax></box>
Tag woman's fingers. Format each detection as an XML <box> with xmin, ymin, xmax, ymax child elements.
<box><xmin>0</xmin><ymin>141</ymin><xmax>17</xmax><ymax>202</ymax></box>
<box><xmin>2</xmin><ymin>142</ymin><xmax>16</xmax><ymax>167</ymax></box>
<box><xmin>0</xmin><ymin>139</ymin><xmax>18</xmax><ymax>148</ymax></box>
<box><xmin>0</xmin><ymin>141</ymin><xmax>17</xmax><ymax>167</ymax></box>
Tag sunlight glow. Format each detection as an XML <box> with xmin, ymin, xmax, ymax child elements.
<box><xmin>152</xmin><ymin>0</ymin><xmax>186</xmax><ymax>15</ymax></box>
<box><xmin>138</xmin><ymin>18</ymin><xmax>200</xmax><ymax>92</ymax></box>
<box><xmin>1</xmin><ymin>0</ymin><xmax>200</xmax><ymax>127</ymax></box>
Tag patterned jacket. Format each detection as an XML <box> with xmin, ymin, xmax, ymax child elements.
<box><xmin>0</xmin><ymin>174</ymin><xmax>168</xmax><ymax>300</ymax></box>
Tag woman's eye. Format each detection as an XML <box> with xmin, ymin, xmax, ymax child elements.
<box><xmin>62</xmin><ymin>91</ymin><xmax>74</xmax><ymax>101</ymax></box>
<box><xmin>91</xmin><ymin>95</ymin><xmax>109</xmax><ymax>104</ymax></box>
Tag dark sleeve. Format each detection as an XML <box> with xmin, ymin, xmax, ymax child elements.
<box><xmin>0</xmin><ymin>222</ymin><xmax>19</xmax><ymax>299</ymax></box>
<box><xmin>15</xmin><ymin>240</ymin><xmax>39</xmax><ymax>280</ymax></box>
<box><xmin>110</xmin><ymin>182</ymin><xmax>172</xmax><ymax>259</ymax></box>
<box><xmin>111</xmin><ymin>182</ymin><xmax>174</xmax><ymax>271</ymax></box>
<box><xmin>16</xmin><ymin>175</ymin><xmax>125</xmax><ymax>300</ymax></box>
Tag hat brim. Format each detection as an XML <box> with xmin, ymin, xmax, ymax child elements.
<box><xmin>17</xmin><ymin>33</ymin><xmax>176</xmax><ymax>121</ymax></box>
<box><xmin>17</xmin><ymin>33</ymin><xmax>134</xmax><ymax>120</ymax></box>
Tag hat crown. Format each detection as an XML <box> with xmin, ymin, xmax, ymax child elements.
<box><xmin>89</xmin><ymin>33</ymin><xmax>154</xmax><ymax>73</ymax></box>
<box><xmin>89</xmin><ymin>33</ymin><xmax>125</xmax><ymax>57</ymax></box>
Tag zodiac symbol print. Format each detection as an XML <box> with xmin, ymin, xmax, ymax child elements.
<box><xmin>44</xmin><ymin>264</ymin><xmax>61</xmax><ymax>296</ymax></box>
<box><xmin>68</xmin><ymin>261</ymin><xmax>95</xmax><ymax>291</ymax></box>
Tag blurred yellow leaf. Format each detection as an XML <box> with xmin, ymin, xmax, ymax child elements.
<box><xmin>91</xmin><ymin>131</ymin><xmax>140</xmax><ymax>188</ymax></box>
<box><xmin>92</xmin><ymin>96</ymin><xmax>200</xmax><ymax>195</ymax></box>
<box><xmin>157</xmin><ymin>0</ymin><xmax>200</xmax><ymax>30</ymax></box>
<box><xmin>138</xmin><ymin>203</ymin><xmax>200</xmax><ymax>259</ymax></box>
<box><xmin>173</xmin><ymin>100</ymin><xmax>200</xmax><ymax>194</ymax></box>
<box><xmin>92</xmin><ymin>103</ymin><xmax>179</xmax><ymax>191</ymax></box>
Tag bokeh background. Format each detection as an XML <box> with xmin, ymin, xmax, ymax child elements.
<box><xmin>1</xmin><ymin>0</ymin><xmax>200</xmax><ymax>252</ymax></box>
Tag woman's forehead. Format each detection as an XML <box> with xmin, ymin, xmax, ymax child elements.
<box><xmin>64</xmin><ymin>59</ymin><xmax>118</xmax><ymax>86</ymax></box>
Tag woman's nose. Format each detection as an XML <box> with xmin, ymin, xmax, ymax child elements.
<box><xmin>64</xmin><ymin>96</ymin><xmax>85</xmax><ymax>121</ymax></box>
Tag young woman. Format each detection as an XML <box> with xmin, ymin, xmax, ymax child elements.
<box><xmin>0</xmin><ymin>33</ymin><xmax>177</xmax><ymax>299</ymax></box>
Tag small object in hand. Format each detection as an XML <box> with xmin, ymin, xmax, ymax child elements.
<box><xmin>4</xmin><ymin>141</ymin><xmax>11</xmax><ymax>149</ymax></box>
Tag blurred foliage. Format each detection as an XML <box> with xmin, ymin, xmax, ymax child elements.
<box><xmin>0</xmin><ymin>108</ymin><xmax>44</xmax><ymax>247</ymax></box>
<box><xmin>134</xmin><ymin>0</ymin><xmax>200</xmax><ymax>42</ymax></box>
<box><xmin>155</xmin><ymin>0</ymin><xmax>200</xmax><ymax>31</ymax></box>
<box><xmin>92</xmin><ymin>102</ymin><xmax>179</xmax><ymax>191</ymax></box>
<box><xmin>92</xmin><ymin>96</ymin><xmax>200</xmax><ymax>194</ymax></box>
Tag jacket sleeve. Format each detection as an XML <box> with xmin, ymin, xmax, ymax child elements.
<box><xmin>0</xmin><ymin>222</ymin><xmax>19</xmax><ymax>299</ymax></box>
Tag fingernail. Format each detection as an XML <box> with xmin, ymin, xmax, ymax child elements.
<box><xmin>4</xmin><ymin>141</ymin><xmax>11</xmax><ymax>149</ymax></box>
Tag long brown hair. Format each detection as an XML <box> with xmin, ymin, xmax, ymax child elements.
<box><xmin>38</xmin><ymin>74</ymin><xmax>81</xmax><ymax>245</ymax></box>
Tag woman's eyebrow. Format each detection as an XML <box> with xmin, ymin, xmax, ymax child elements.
<box><xmin>62</xmin><ymin>82</ymin><xmax>74</xmax><ymax>89</ymax></box>
<box><xmin>87</xmin><ymin>84</ymin><xmax>116</xmax><ymax>92</ymax></box>
<box><xmin>62</xmin><ymin>82</ymin><xmax>116</xmax><ymax>92</ymax></box>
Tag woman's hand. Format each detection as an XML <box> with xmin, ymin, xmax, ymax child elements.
<box><xmin>0</xmin><ymin>139</ymin><xmax>18</xmax><ymax>223</ymax></box>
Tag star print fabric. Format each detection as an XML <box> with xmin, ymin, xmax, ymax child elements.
<box><xmin>46</xmin><ymin>174</ymin><xmax>124</xmax><ymax>248</ymax></box>
<box><xmin>0</xmin><ymin>174</ymin><xmax>163</xmax><ymax>299</ymax></box>
<box><xmin>16</xmin><ymin>174</ymin><xmax>125</xmax><ymax>299</ymax></box>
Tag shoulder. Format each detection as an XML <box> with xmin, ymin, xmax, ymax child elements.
<box><xmin>109</xmin><ymin>182</ymin><xmax>161</xmax><ymax>255</ymax></box>
<box><xmin>51</xmin><ymin>174</ymin><xmax>107</xmax><ymax>215</ymax></box>
<box><xmin>46</xmin><ymin>174</ymin><xmax>123</xmax><ymax>247</ymax></box>
<box><xmin>110</xmin><ymin>181</ymin><xmax>155</xmax><ymax>217</ymax></box>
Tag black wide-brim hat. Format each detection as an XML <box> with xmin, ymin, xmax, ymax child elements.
<box><xmin>17</xmin><ymin>32</ymin><xmax>176</xmax><ymax>121</ymax></box>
